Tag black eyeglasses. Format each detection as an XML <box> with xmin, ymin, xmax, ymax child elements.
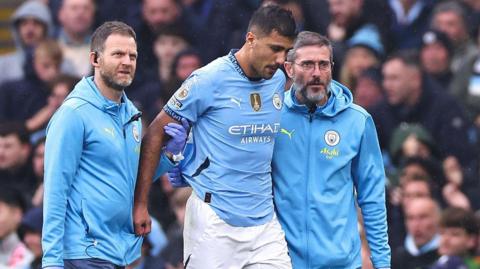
<box><xmin>293</xmin><ymin>60</ymin><xmax>333</xmax><ymax>72</ymax></box>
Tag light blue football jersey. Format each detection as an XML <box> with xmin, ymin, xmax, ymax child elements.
<box><xmin>164</xmin><ymin>50</ymin><xmax>285</xmax><ymax>227</ymax></box>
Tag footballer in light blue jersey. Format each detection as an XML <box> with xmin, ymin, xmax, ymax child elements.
<box><xmin>164</xmin><ymin>50</ymin><xmax>286</xmax><ymax>227</ymax></box>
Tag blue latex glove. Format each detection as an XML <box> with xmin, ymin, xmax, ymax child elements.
<box><xmin>164</xmin><ymin>118</ymin><xmax>189</xmax><ymax>154</ymax></box>
<box><xmin>167</xmin><ymin>166</ymin><xmax>190</xmax><ymax>188</ymax></box>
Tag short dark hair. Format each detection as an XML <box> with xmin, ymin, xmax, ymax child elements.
<box><xmin>247</xmin><ymin>5</ymin><xmax>296</xmax><ymax>39</ymax></box>
<box><xmin>90</xmin><ymin>21</ymin><xmax>136</xmax><ymax>53</ymax></box>
<box><xmin>48</xmin><ymin>74</ymin><xmax>80</xmax><ymax>93</ymax></box>
<box><xmin>0</xmin><ymin>187</ymin><xmax>26</xmax><ymax>213</ymax></box>
<box><xmin>385</xmin><ymin>49</ymin><xmax>420</xmax><ymax>70</ymax></box>
<box><xmin>287</xmin><ymin>31</ymin><xmax>333</xmax><ymax>62</ymax></box>
<box><xmin>440</xmin><ymin>207</ymin><xmax>479</xmax><ymax>235</ymax></box>
<box><xmin>0</xmin><ymin>122</ymin><xmax>30</xmax><ymax>144</ymax></box>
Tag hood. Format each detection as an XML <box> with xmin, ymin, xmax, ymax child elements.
<box><xmin>10</xmin><ymin>0</ymin><xmax>53</xmax><ymax>49</ymax></box>
<box><xmin>65</xmin><ymin>76</ymin><xmax>138</xmax><ymax>117</ymax></box>
<box><xmin>284</xmin><ymin>80</ymin><xmax>353</xmax><ymax>117</ymax></box>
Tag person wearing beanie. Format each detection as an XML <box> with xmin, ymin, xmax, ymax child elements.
<box><xmin>420</xmin><ymin>29</ymin><xmax>454</xmax><ymax>87</ymax></box>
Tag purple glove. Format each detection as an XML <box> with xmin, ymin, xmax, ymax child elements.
<box><xmin>164</xmin><ymin>118</ymin><xmax>189</xmax><ymax>154</ymax></box>
<box><xmin>167</xmin><ymin>166</ymin><xmax>190</xmax><ymax>188</ymax></box>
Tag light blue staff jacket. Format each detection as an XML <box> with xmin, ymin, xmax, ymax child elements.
<box><xmin>272</xmin><ymin>80</ymin><xmax>391</xmax><ymax>269</ymax></box>
<box><xmin>42</xmin><ymin>77</ymin><xmax>174</xmax><ymax>267</ymax></box>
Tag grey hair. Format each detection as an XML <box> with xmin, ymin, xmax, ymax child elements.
<box><xmin>432</xmin><ymin>1</ymin><xmax>469</xmax><ymax>31</ymax></box>
<box><xmin>286</xmin><ymin>31</ymin><xmax>333</xmax><ymax>62</ymax></box>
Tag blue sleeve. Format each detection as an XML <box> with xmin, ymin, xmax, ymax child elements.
<box><xmin>152</xmin><ymin>152</ymin><xmax>176</xmax><ymax>181</ymax></box>
<box><xmin>42</xmin><ymin>106</ymin><xmax>84</xmax><ymax>267</ymax></box>
<box><xmin>352</xmin><ymin>116</ymin><xmax>391</xmax><ymax>268</ymax></box>
<box><xmin>164</xmin><ymin>74</ymin><xmax>212</xmax><ymax>123</ymax></box>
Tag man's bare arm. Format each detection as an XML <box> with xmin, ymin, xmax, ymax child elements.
<box><xmin>133</xmin><ymin>110</ymin><xmax>177</xmax><ymax>235</ymax></box>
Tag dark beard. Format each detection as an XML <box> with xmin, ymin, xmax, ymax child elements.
<box><xmin>100</xmin><ymin>72</ymin><xmax>127</xmax><ymax>92</ymax></box>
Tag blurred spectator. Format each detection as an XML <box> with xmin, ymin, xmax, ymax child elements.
<box><xmin>0</xmin><ymin>39</ymin><xmax>63</xmax><ymax>123</ymax></box>
<box><xmin>56</xmin><ymin>0</ymin><xmax>96</xmax><ymax>77</ymax></box>
<box><xmin>163</xmin><ymin>49</ymin><xmax>203</xmax><ymax>102</ymax></box>
<box><xmin>430</xmin><ymin>207</ymin><xmax>480</xmax><ymax>269</ymax></box>
<box><xmin>431</xmin><ymin>1</ymin><xmax>479</xmax><ymax>73</ymax></box>
<box><xmin>301</xmin><ymin>0</ymin><xmax>330</xmax><ymax>35</ymax></box>
<box><xmin>17</xmin><ymin>206</ymin><xmax>43</xmax><ymax>269</ymax></box>
<box><xmin>326</xmin><ymin>0</ymin><xmax>391</xmax><ymax>78</ymax></box>
<box><xmin>30</xmin><ymin>138</ymin><xmax>45</xmax><ymax>208</ymax></box>
<box><xmin>353</xmin><ymin>67</ymin><xmax>384</xmax><ymax>111</ymax></box>
<box><xmin>387</xmin><ymin>0</ymin><xmax>434</xmax><ymax>50</ymax></box>
<box><xmin>161</xmin><ymin>188</ymin><xmax>192</xmax><ymax>269</ymax></box>
<box><xmin>388</xmin><ymin>157</ymin><xmax>441</xmax><ymax>249</ymax></box>
<box><xmin>129</xmin><ymin>30</ymin><xmax>191</xmax><ymax>124</ymax></box>
<box><xmin>135</xmin><ymin>0</ymin><xmax>186</xmax><ymax>82</ymax></box>
<box><xmin>25</xmin><ymin>74</ymin><xmax>79</xmax><ymax>133</ymax></box>
<box><xmin>153</xmin><ymin>28</ymin><xmax>190</xmax><ymax>84</ymax></box>
<box><xmin>449</xmin><ymin>29</ymin><xmax>480</xmax><ymax>128</ymax></box>
<box><xmin>420</xmin><ymin>29</ymin><xmax>454</xmax><ymax>88</ymax></box>
<box><xmin>262</xmin><ymin>0</ymin><xmax>304</xmax><ymax>32</ymax></box>
<box><xmin>0</xmin><ymin>0</ymin><xmax>53</xmax><ymax>85</ymax></box>
<box><xmin>0</xmin><ymin>122</ymin><xmax>36</xmax><ymax>204</ymax></box>
<box><xmin>182</xmin><ymin>0</ymin><xmax>247</xmax><ymax>64</ymax></box>
<box><xmin>0</xmin><ymin>187</ymin><xmax>32</xmax><ymax>269</ymax></box>
<box><xmin>340</xmin><ymin>25</ymin><xmax>384</xmax><ymax>90</ymax></box>
<box><xmin>392</xmin><ymin>197</ymin><xmax>441</xmax><ymax>269</ymax></box>
<box><xmin>370</xmin><ymin>50</ymin><xmax>477</xmax><ymax>168</ymax></box>
<box><xmin>389</xmin><ymin>123</ymin><xmax>438</xmax><ymax>166</ymax></box>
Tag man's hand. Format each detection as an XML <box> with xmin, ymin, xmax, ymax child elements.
<box><xmin>133</xmin><ymin>203</ymin><xmax>151</xmax><ymax>236</ymax></box>
<box><xmin>164</xmin><ymin>118</ymin><xmax>189</xmax><ymax>155</ymax></box>
<box><xmin>168</xmin><ymin>166</ymin><xmax>189</xmax><ymax>188</ymax></box>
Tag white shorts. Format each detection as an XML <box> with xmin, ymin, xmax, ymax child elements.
<box><xmin>183</xmin><ymin>192</ymin><xmax>292</xmax><ymax>269</ymax></box>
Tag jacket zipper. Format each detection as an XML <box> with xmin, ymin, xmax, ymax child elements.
<box><xmin>306</xmin><ymin>107</ymin><xmax>315</xmax><ymax>268</ymax></box>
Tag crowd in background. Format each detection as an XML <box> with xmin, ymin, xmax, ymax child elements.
<box><xmin>0</xmin><ymin>0</ymin><xmax>479</xmax><ymax>268</ymax></box>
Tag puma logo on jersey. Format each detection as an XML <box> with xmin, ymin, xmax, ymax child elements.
<box><xmin>104</xmin><ymin>127</ymin><xmax>115</xmax><ymax>138</ymax></box>
<box><xmin>280</xmin><ymin>128</ymin><xmax>295</xmax><ymax>139</ymax></box>
<box><xmin>230</xmin><ymin>97</ymin><xmax>241</xmax><ymax>108</ymax></box>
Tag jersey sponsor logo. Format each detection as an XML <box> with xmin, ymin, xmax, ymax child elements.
<box><xmin>324</xmin><ymin>130</ymin><xmax>340</xmax><ymax>146</ymax></box>
<box><xmin>250</xmin><ymin>93</ymin><xmax>261</xmax><ymax>112</ymax></box>
<box><xmin>280</xmin><ymin>128</ymin><xmax>295</xmax><ymax>139</ymax></box>
<box><xmin>241</xmin><ymin>136</ymin><xmax>272</xmax><ymax>144</ymax></box>
<box><xmin>320</xmin><ymin>147</ymin><xmax>339</xmax><ymax>159</ymax></box>
<box><xmin>229</xmin><ymin>123</ymin><xmax>280</xmax><ymax>144</ymax></box>
<box><xmin>228</xmin><ymin>123</ymin><xmax>280</xmax><ymax>135</ymax></box>
<box><xmin>132</xmin><ymin>123</ymin><xmax>140</xmax><ymax>142</ymax></box>
<box><xmin>273</xmin><ymin>93</ymin><xmax>282</xmax><ymax>110</ymax></box>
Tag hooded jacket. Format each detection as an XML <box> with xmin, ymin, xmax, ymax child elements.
<box><xmin>272</xmin><ymin>80</ymin><xmax>390</xmax><ymax>269</ymax></box>
<box><xmin>42</xmin><ymin>77</ymin><xmax>174</xmax><ymax>267</ymax></box>
<box><xmin>0</xmin><ymin>0</ymin><xmax>53</xmax><ymax>85</ymax></box>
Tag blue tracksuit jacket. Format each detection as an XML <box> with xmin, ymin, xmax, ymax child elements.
<box><xmin>272</xmin><ymin>80</ymin><xmax>391</xmax><ymax>269</ymax></box>
<box><xmin>42</xmin><ymin>77</ymin><xmax>174</xmax><ymax>267</ymax></box>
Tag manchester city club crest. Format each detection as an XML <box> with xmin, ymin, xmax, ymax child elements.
<box><xmin>273</xmin><ymin>93</ymin><xmax>282</xmax><ymax>110</ymax></box>
<box><xmin>132</xmin><ymin>123</ymin><xmax>140</xmax><ymax>142</ymax></box>
<box><xmin>324</xmin><ymin>130</ymin><xmax>340</xmax><ymax>146</ymax></box>
<box><xmin>250</xmin><ymin>93</ymin><xmax>261</xmax><ymax>112</ymax></box>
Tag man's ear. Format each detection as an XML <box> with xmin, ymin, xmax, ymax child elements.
<box><xmin>284</xmin><ymin>61</ymin><xmax>294</xmax><ymax>78</ymax></box>
<box><xmin>246</xmin><ymin>31</ymin><xmax>255</xmax><ymax>46</ymax></box>
<box><xmin>90</xmin><ymin>51</ymin><xmax>99</xmax><ymax>67</ymax></box>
